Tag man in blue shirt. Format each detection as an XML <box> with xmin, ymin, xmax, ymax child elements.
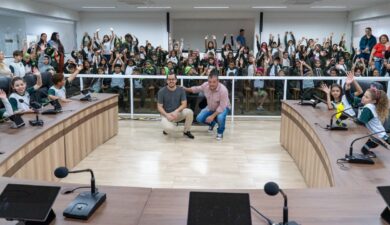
<box><xmin>359</xmin><ymin>27</ymin><xmax>377</xmax><ymax>61</ymax></box>
<box><xmin>236</xmin><ymin>29</ymin><xmax>246</xmax><ymax>47</ymax></box>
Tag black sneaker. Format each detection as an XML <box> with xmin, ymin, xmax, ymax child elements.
<box><xmin>361</xmin><ymin>148</ymin><xmax>377</xmax><ymax>158</ymax></box>
<box><xmin>183</xmin><ymin>131</ymin><xmax>195</xmax><ymax>139</ymax></box>
<box><xmin>163</xmin><ymin>131</ymin><xmax>168</xmax><ymax>135</ymax></box>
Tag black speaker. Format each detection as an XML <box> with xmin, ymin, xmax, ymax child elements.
<box><xmin>259</xmin><ymin>12</ymin><xmax>264</xmax><ymax>33</ymax></box>
<box><xmin>166</xmin><ymin>12</ymin><xmax>170</xmax><ymax>33</ymax></box>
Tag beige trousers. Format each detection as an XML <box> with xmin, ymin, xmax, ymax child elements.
<box><xmin>161</xmin><ymin>108</ymin><xmax>194</xmax><ymax>133</ymax></box>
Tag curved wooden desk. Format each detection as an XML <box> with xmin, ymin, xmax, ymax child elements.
<box><xmin>281</xmin><ymin>100</ymin><xmax>390</xmax><ymax>188</ymax></box>
<box><xmin>0</xmin><ymin>94</ymin><xmax>118</xmax><ymax>182</ymax></box>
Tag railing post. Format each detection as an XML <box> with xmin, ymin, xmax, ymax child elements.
<box><xmin>79</xmin><ymin>77</ymin><xmax>84</xmax><ymax>91</ymax></box>
<box><xmin>283</xmin><ymin>78</ymin><xmax>287</xmax><ymax>100</ymax></box>
<box><xmin>130</xmin><ymin>77</ymin><xmax>134</xmax><ymax>119</ymax></box>
<box><xmin>231</xmin><ymin>77</ymin><xmax>235</xmax><ymax>123</ymax></box>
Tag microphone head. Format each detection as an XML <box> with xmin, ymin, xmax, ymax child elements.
<box><xmin>264</xmin><ymin>182</ymin><xmax>280</xmax><ymax>196</ymax></box>
<box><xmin>18</xmin><ymin>99</ymin><xmax>24</xmax><ymax>103</ymax></box>
<box><xmin>54</xmin><ymin>167</ymin><xmax>69</xmax><ymax>178</ymax></box>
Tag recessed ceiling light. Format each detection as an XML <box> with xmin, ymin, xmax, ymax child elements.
<box><xmin>193</xmin><ymin>6</ymin><xmax>230</xmax><ymax>9</ymax></box>
<box><xmin>310</xmin><ymin>6</ymin><xmax>346</xmax><ymax>9</ymax></box>
<box><xmin>137</xmin><ymin>6</ymin><xmax>172</xmax><ymax>9</ymax></box>
<box><xmin>82</xmin><ymin>6</ymin><xmax>116</xmax><ymax>9</ymax></box>
<box><xmin>252</xmin><ymin>6</ymin><xmax>287</xmax><ymax>9</ymax></box>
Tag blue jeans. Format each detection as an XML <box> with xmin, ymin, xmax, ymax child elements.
<box><xmin>196</xmin><ymin>107</ymin><xmax>230</xmax><ymax>135</ymax></box>
<box><xmin>375</xmin><ymin>59</ymin><xmax>383</xmax><ymax>73</ymax></box>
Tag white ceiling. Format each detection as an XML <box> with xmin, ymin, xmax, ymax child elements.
<box><xmin>30</xmin><ymin>0</ymin><xmax>389</xmax><ymax>12</ymax></box>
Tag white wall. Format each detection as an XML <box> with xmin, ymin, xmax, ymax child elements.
<box><xmin>0</xmin><ymin>0</ymin><xmax>79</xmax><ymax>21</ymax></box>
<box><xmin>0</xmin><ymin>15</ymin><xmax>25</xmax><ymax>56</ymax></box>
<box><xmin>172</xmin><ymin>19</ymin><xmax>255</xmax><ymax>51</ymax></box>
<box><xmin>349</xmin><ymin>2</ymin><xmax>390</xmax><ymax>22</ymax></box>
<box><xmin>77</xmin><ymin>12</ymin><xmax>168</xmax><ymax>50</ymax></box>
<box><xmin>256</xmin><ymin>12</ymin><xmax>351</xmax><ymax>51</ymax></box>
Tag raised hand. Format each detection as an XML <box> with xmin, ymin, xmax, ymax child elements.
<box><xmin>320</xmin><ymin>83</ymin><xmax>330</xmax><ymax>94</ymax></box>
<box><xmin>345</xmin><ymin>71</ymin><xmax>355</xmax><ymax>85</ymax></box>
<box><xmin>0</xmin><ymin>89</ymin><xmax>7</xmax><ymax>99</ymax></box>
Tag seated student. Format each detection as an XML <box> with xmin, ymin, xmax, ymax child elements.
<box><xmin>0</xmin><ymin>89</ymin><xmax>14</xmax><ymax>119</ymax></box>
<box><xmin>38</xmin><ymin>54</ymin><xmax>54</xmax><ymax>74</ymax></box>
<box><xmin>253</xmin><ymin>68</ymin><xmax>268</xmax><ymax>111</ymax></box>
<box><xmin>103</xmin><ymin>63</ymin><xmax>126</xmax><ymax>109</ymax></box>
<box><xmin>64</xmin><ymin>63</ymin><xmax>83</xmax><ymax>98</ymax></box>
<box><xmin>351</xmin><ymin>85</ymin><xmax>390</xmax><ymax>158</ymax></box>
<box><xmin>9</xmin><ymin>50</ymin><xmax>26</xmax><ymax>78</ymax></box>
<box><xmin>48</xmin><ymin>66</ymin><xmax>82</xmax><ymax>103</ymax></box>
<box><xmin>131</xmin><ymin>68</ymin><xmax>146</xmax><ymax>108</ymax></box>
<box><xmin>157</xmin><ymin>73</ymin><xmax>194</xmax><ymax>139</ymax></box>
<box><xmin>9</xmin><ymin>68</ymin><xmax>42</xmax><ymax>113</ymax></box>
<box><xmin>320</xmin><ymin>72</ymin><xmax>363</xmax><ymax>128</ymax></box>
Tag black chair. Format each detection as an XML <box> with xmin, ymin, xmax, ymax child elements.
<box><xmin>0</xmin><ymin>76</ymin><xmax>11</xmax><ymax>109</ymax></box>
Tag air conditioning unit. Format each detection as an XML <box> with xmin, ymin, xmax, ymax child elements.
<box><xmin>117</xmin><ymin>0</ymin><xmax>154</xmax><ymax>5</ymax></box>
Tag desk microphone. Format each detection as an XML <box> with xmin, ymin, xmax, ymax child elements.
<box><xmin>54</xmin><ymin>167</ymin><xmax>106</xmax><ymax>220</ymax></box>
<box><xmin>327</xmin><ymin>106</ymin><xmax>359</xmax><ymax>131</ymax></box>
<box><xmin>344</xmin><ymin>131</ymin><xmax>388</xmax><ymax>165</ymax></box>
<box><xmin>18</xmin><ymin>99</ymin><xmax>44</xmax><ymax>126</ymax></box>
<box><xmin>264</xmin><ymin>182</ymin><xmax>299</xmax><ymax>225</ymax></box>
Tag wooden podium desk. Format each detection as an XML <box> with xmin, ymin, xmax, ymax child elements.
<box><xmin>281</xmin><ymin>100</ymin><xmax>390</xmax><ymax>188</ymax></box>
<box><xmin>0</xmin><ymin>177</ymin><xmax>385</xmax><ymax>225</ymax></box>
<box><xmin>0</xmin><ymin>94</ymin><xmax>118</xmax><ymax>182</ymax></box>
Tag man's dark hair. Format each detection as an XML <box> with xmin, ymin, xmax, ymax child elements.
<box><xmin>167</xmin><ymin>73</ymin><xmax>177</xmax><ymax>79</ymax></box>
<box><xmin>240</xmin><ymin>29</ymin><xmax>245</xmax><ymax>33</ymax></box>
<box><xmin>208</xmin><ymin>69</ymin><xmax>219</xmax><ymax>79</ymax></box>
<box><xmin>52</xmin><ymin>73</ymin><xmax>64</xmax><ymax>85</ymax></box>
<box><xmin>366</xmin><ymin>27</ymin><xmax>372</xmax><ymax>32</ymax></box>
<box><xmin>13</xmin><ymin>50</ymin><xmax>22</xmax><ymax>57</ymax></box>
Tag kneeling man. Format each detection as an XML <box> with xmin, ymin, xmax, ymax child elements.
<box><xmin>157</xmin><ymin>73</ymin><xmax>194</xmax><ymax>139</ymax></box>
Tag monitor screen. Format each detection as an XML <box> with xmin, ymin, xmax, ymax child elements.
<box><xmin>0</xmin><ymin>184</ymin><xmax>60</xmax><ymax>222</ymax></box>
<box><xmin>187</xmin><ymin>192</ymin><xmax>252</xmax><ymax>225</ymax></box>
<box><xmin>378</xmin><ymin>186</ymin><xmax>390</xmax><ymax>207</ymax></box>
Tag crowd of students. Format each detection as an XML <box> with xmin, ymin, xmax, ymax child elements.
<box><xmin>0</xmin><ymin>27</ymin><xmax>389</xmax><ymax>112</ymax></box>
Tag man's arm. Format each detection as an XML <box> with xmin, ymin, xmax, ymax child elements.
<box><xmin>157</xmin><ymin>103</ymin><xmax>169</xmax><ymax>118</ymax></box>
<box><xmin>67</xmin><ymin>65</ymin><xmax>83</xmax><ymax>83</ymax></box>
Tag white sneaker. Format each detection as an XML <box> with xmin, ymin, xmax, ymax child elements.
<box><xmin>216</xmin><ymin>134</ymin><xmax>223</xmax><ymax>140</ymax></box>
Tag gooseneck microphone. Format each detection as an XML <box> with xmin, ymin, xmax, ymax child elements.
<box><xmin>18</xmin><ymin>99</ymin><xmax>44</xmax><ymax>126</ymax></box>
<box><xmin>344</xmin><ymin>131</ymin><xmax>388</xmax><ymax>165</ymax></box>
<box><xmin>54</xmin><ymin>167</ymin><xmax>96</xmax><ymax>194</ymax></box>
<box><xmin>53</xmin><ymin>167</ymin><xmax>106</xmax><ymax>220</ymax></box>
<box><xmin>264</xmin><ymin>182</ymin><xmax>298</xmax><ymax>225</ymax></box>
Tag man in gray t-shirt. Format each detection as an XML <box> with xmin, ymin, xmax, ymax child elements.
<box><xmin>157</xmin><ymin>74</ymin><xmax>194</xmax><ymax>139</ymax></box>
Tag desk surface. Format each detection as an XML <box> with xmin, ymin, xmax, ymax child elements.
<box><xmin>282</xmin><ymin>100</ymin><xmax>390</xmax><ymax>188</ymax></box>
<box><xmin>0</xmin><ymin>94</ymin><xmax>117</xmax><ymax>167</ymax></box>
<box><xmin>0</xmin><ymin>178</ymin><xmax>385</xmax><ymax>225</ymax></box>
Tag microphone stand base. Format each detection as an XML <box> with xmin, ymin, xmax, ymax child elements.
<box><xmin>381</xmin><ymin>207</ymin><xmax>390</xmax><ymax>224</ymax></box>
<box><xmin>63</xmin><ymin>191</ymin><xmax>106</xmax><ymax>220</ymax></box>
<box><xmin>29</xmin><ymin>119</ymin><xmax>44</xmax><ymax>126</ymax></box>
<box><xmin>345</xmin><ymin>154</ymin><xmax>375</xmax><ymax>165</ymax></box>
<box><xmin>327</xmin><ymin>125</ymin><xmax>348</xmax><ymax>131</ymax></box>
<box><xmin>278</xmin><ymin>221</ymin><xmax>299</xmax><ymax>225</ymax></box>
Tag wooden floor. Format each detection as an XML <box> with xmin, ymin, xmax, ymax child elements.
<box><xmin>60</xmin><ymin>119</ymin><xmax>307</xmax><ymax>189</ymax></box>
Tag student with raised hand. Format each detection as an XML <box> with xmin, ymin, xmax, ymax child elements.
<box><xmin>204</xmin><ymin>35</ymin><xmax>217</xmax><ymax>55</ymax></box>
<box><xmin>319</xmin><ymin>71</ymin><xmax>362</xmax><ymax>128</ymax></box>
<box><xmin>96</xmin><ymin>28</ymin><xmax>115</xmax><ymax>62</ymax></box>
<box><xmin>48</xmin><ymin>64</ymin><xmax>83</xmax><ymax>103</ymax></box>
<box><xmin>9</xmin><ymin>67</ymin><xmax>42</xmax><ymax>113</ymax></box>
<box><xmin>284</xmin><ymin>31</ymin><xmax>296</xmax><ymax>57</ymax></box>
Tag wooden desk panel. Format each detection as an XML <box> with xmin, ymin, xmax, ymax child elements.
<box><xmin>281</xmin><ymin>100</ymin><xmax>390</xmax><ymax>188</ymax></box>
<box><xmin>0</xmin><ymin>94</ymin><xmax>118</xmax><ymax>181</ymax></box>
<box><xmin>139</xmin><ymin>188</ymin><xmax>385</xmax><ymax>225</ymax></box>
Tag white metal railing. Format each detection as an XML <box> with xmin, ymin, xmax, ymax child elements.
<box><xmin>67</xmin><ymin>74</ymin><xmax>390</xmax><ymax>120</ymax></box>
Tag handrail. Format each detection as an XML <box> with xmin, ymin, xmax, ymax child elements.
<box><xmin>65</xmin><ymin>74</ymin><xmax>390</xmax><ymax>120</ymax></box>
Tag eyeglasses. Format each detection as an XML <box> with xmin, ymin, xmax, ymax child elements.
<box><xmin>167</xmin><ymin>78</ymin><xmax>177</xmax><ymax>81</ymax></box>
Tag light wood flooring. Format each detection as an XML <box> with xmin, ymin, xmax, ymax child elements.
<box><xmin>60</xmin><ymin>119</ymin><xmax>307</xmax><ymax>189</ymax></box>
